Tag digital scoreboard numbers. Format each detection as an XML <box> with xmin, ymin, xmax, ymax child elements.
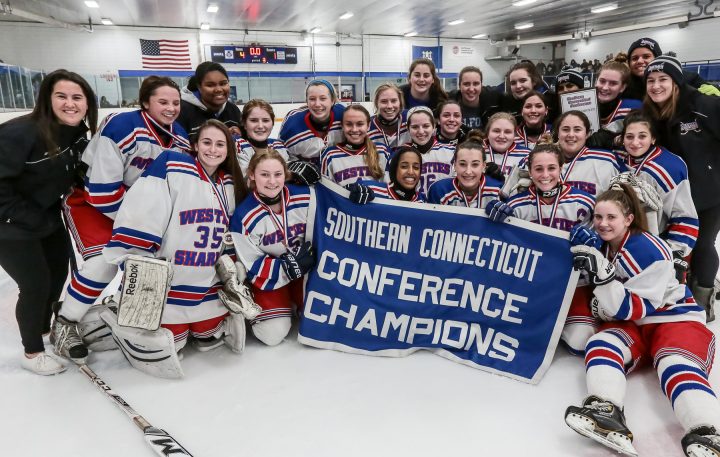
<box><xmin>210</xmin><ymin>45</ymin><xmax>298</xmax><ymax>64</ymax></box>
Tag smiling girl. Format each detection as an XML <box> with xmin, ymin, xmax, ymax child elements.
<box><xmin>555</xmin><ymin>110</ymin><xmax>621</xmax><ymax>197</ymax></box>
<box><xmin>483</xmin><ymin>112</ymin><xmax>531</xmax><ymax>177</ymax></box>
<box><xmin>435</xmin><ymin>100</ymin><xmax>469</xmax><ymax>145</ymax></box>
<box><xmin>515</xmin><ymin>91</ymin><xmax>552</xmax><ymax>149</ymax></box>
<box><xmin>404</xmin><ymin>106</ymin><xmax>455</xmax><ymax>193</ymax></box>
<box><xmin>54</xmin><ymin>76</ymin><xmax>191</xmax><ymax>362</ymax></box>
<box><xmin>427</xmin><ymin>131</ymin><xmax>501</xmax><ymax>209</ymax></box>
<box><xmin>104</xmin><ymin>120</ymin><xmax>248</xmax><ymax>355</ymax></box>
<box><xmin>229</xmin><ymin>150</ymin><xmax>314</xmax><ymax>346</ymax></box>
<box><xmin>358</xmin><ymin>146</ymin><xmax>425</xmax><ymax>202</ymax></box>
<box><xmin>595</xmin><ymin>58</ymin><xmax>642</xmax><ymax>131</ymax></box>
<box><xmin>320</xmin><ymin>105</ymin><xmax>389</xmax><ymax>187</ymax></box>
<box><xmin>486</xmin><ymin>137</ymin><xmax>597</xmax><ymax>354</ymax></box>
<box><xmin>279</xmin><ymin>80</ymin><xmax>345</xmax><ymax>163</ymax></box>
<box><xmin>368</xmin><ymin>83</ymin><xmax>410</xmax><ymax>152</ymax></box>
<box><xmin>564</xmin><ymin>182</ymin><xmax>720</xmax><ymax>457</ymax></box>
<box><xmin>447</xmin><ymin>66</ymin><xmax>502</xmax><ymax>130</ymax></box>
<box><xmin>643</xmin><ymin>55</ymin><xmax>720</xmax><ymax>321</ymax></box>
<box><xmin>399</xmin><ymin>58</ymin><xmax>448</xmax><ymax>110</ymax></box>
<box><xmin>235</xmin><ymin>99</ymin><xmax>289</xmax><ymax>175</ymax></box>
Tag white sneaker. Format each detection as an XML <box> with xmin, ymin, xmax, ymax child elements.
<box><xmin>22</xmin><ymin>352</ymin><xmax>66</xmax><ymax>376</ymax></box>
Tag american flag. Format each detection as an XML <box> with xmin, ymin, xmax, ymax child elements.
<box><xmin>140</xmin><ymin>39</ymin><xmax>192</xmax><ymax>70</ymax></box>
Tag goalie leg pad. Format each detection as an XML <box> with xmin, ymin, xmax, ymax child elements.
<box><xmin>100</xmin><ymin>308</ymin><xmax>184</xmax><ymax>379</ymax></box>
<box><xmin>117</xmin><ymin>255</ymin><xmax>172</xmax><ymax>331</ymax></box>
<box><xmin>252</xmin><ymin>317</ymin><xmax>292</xmax><ymax>346</ymax></box>
<box><xmin>79</xmin><ymin>303</ymin><xmax>118</xmax><ymax>352</ymax></box>
<box><xmin>223</xmin><ymin>314</ymin><xmax>246</xmax><ymax>354</ymax></box>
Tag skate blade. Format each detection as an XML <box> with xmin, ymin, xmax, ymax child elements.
<box><xmin>565</xmin><ymin>413</ymin><xmax>638</xmax><ymax>457</ymax></box>
<box><xmin>686</xmin><ymin>443</ymin><xmax>720</xmax><ymax>457</ymax></box>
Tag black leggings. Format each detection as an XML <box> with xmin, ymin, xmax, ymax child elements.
<box><xmin>692</xmin><ymin>204</ymin><xmax>720</xmax><ymax>288</ymax></box>
<box><xmin>0</xmin><ymin>227</ymin><xmax>70</xmax><ymax>354</ymax></box>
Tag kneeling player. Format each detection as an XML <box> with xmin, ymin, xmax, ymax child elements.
<box><xmin>564</xmin><ymin>183</ymin><xmax>720</xmax><ymax>457</ymax></box>
<box><xmin>229</xmin><ymin>149</ymin><xmax>315</xmax><ymax>346</ymax></box>
<box><xmin>485</xmin><ymin>136</ymin><xmax>597</xmax><ymax>355</ymax></box>
<box><xmin>102</xmin><ymin>120</ymin><xmax>248</xmax><ymax>377</ymax></box>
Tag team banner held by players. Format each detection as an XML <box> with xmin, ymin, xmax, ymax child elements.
<box><xmin>299</xmin><ymin>181</ymin><xmax>579</xmax><ymax>384</ymax></box>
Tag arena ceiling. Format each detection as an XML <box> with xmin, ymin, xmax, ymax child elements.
<box><xmin>0</xmin><ymin>0</ymin><xmax>716</xmax><ymax>42</ymax></box>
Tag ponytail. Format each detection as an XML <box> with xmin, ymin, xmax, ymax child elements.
<box><xmin>596</xmin><ymin>182</ymin><xmax>648</xmax><ymax>234</ymax></box>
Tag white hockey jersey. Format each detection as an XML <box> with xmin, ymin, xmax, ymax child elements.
<box><xmin>507</xmin><ymin>184</ymin><xmax>595</xmax><ymax>232</ymax></box>
<box><xmin>618</xmin><ymin>145</ymin><xmax>698</xmax><ymax>257</ymax></box>
<box><xmin>82</xmin><ymin>110</ymin><xmax>190</xmax><ymax>219</ymax></box>
<box><xmin>483</xmin><ymin>140</ymin><xmax>532</xmax><ymax>177</ymax></box>
<box><xmin>320</xmin><ymin>142</ymin><xmax>390</xmax><ymax>187</ymax></box>
<box><xmin>368</xmin><ymin>110</ymin><xmax>410</xmax><ymax>152</ymax></box>
<box><xmin>562</xmin><ymin>146</ymin><xmax>622</xmax><ymax>197</ymax></box>
<box><xmin>229</xmin><ymin>185</ymin><xmax>312</xmax><ymax>291</ymax></box>
<box><xmin>103</xmin><ymin>151</ymin><xmax>234</xmax><ymax>325</ymax></box>
<box><xmin>359</xmin><ymin>180</ymin><xmax>426</xmax><ymax>203</ymax></box>
<box><xmin>513</xmin><ymin>122</ymin><xmax>552</xmax><ymax>150</ymax></box>
<box><xmin>427</xmin><ymin>176</ymin><xmax>502</xmax><ymax>209</ymax></box>
<box><xmin>404</xmin><ymin>140</ymin><xmax>456</xmax><ymax>194</ymax></box>
<box><xmin>593</xmin><ymin>231</ymin><xmax>706</xmax><ymax>325</ymax></box>
<box><xmin>278</xmin><ymin>104</ymin><xmax>345</xmax><ymax>161</ymax></box>
<box><xmin>234</xmin><ymin>136</ymin><xmax>290</xmax><ymax>175</ymax></box>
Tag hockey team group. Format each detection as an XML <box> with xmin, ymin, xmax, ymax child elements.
<box><xmin>2</xmin><ymin>35</ymin><xmax>720</xmax><ymax>457</ymax></box>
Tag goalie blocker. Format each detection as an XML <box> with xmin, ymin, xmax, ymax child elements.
<box><xmin>117</xmin><ymin>255</ymin><xmax>172</xmax><ymax>331</ymax></box>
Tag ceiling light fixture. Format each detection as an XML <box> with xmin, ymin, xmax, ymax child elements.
<box><xmin>591</xmin><ymin>3</ymin><xmax>618</xmax><ymax>13</ymax></box>
<box><xmin>512</xmin><ymin>0</ymin><xmax>537</xmax><ymax>6</ymax></box>
<box><xmin>84</xmin><ymin>1</ymin><xmax>99</xmax><ymax>7</ymax></box>
<box><xmin>100</xmin><ymin>18</ymin><xmax>113</xmax><ymax>25</ymax></box>
<box><xmin>339</xmin><ymin>12</ymin><xmax>354</xmax><ymax>20</ymax></box>
<box><xmin>448</xmin><ymin>19</ymin><xmax>465</xmax><ymax>25</ymax></box>
<box><xmin>514</xmin><ymin>22</ymin><xmax>534</xmax><ymax>29</ymax></box>
<box><xmin>207</xmin><ymin>4</ymin><xmax>219</xmax><ymax>13</ymax></box>
<box><xmin>404</xmin><ymin>31</ymin><xmax>418</xmax><ymax>37</ymax></box>
<box><xmin>200</xmin><ymin>22</ymin><xmax>210</xmax><ymax>30</ymax></box>
<box><xmin>472</xmin><ymin>33</ymin><xmax>487</xmax><ymax>38</ymax></box>
<box><xmin>310</xmin><ymin>27</ymin><xmax>322</xmax><ymax>33</ymax></box>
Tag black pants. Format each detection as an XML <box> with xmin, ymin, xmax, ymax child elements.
<box><xmin>692</xmin><ymin>204</ymin><xmax>720</xmax><ymax>288</ymax></box>
<box><xmin>0</xmin><ymin>227</ymin><xmax>70</xmax><ymax>354</ymax></box>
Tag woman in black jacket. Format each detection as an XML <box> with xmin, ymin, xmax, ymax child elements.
<box><xmin>643</xmin><ymin>55</ymin><xmax>720</xmax><ymax>322</ymax></box>
<box><xmin>446</xmin><ymin>66</ymin><xmax>502</xmax><ymax>130</ymax></box>
<box><xmin>0</xmin><ymin>69</ymin><xmax>97</xmax><ymax>374</ymax></box>
<box><xmin>399</xmin><ymin>58</ymin><xmax>447</xmax><ymax>111</ymax></box>
<box><xmin>177</xmin><ymin>61</ymin><xmax>242</xmax><ymax>139</ymax></box>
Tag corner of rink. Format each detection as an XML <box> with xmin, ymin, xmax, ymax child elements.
<box><xmin>1</xmin><ymin>260</ymin><xmax>719</xmax><ymax>456</ymax></box>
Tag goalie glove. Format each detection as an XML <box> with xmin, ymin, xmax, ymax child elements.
<box><xmin>484</xmin><ymin>162</ymin><xmax>505</xmax><ymax>182</ymax></box>
<box><xmin>500</xmin><ymin>164</ymin><xmax>531</xmax><ymax>199</ymax></box>
<box><xmin>215</xmin><ymin>255</ymin><xmax>262</xmax><ymax>320</ymax></box>
<box><xmin>345</xmin><ymin>183</ymin><xmax>375</xmax><ymax>204</ymax></box>
<box><xmin>590</xmin><ymin>296</ymin><xmax>617</xmax><ymax>321</ymax></box>
<box><xmin>279</xmin><ymin>241</ymin><xmax>316</xmax><ymax>281</ymax></box>
<box><xmin>485</xmin><ymin>199</ymin><xmax>514</xmax><ymax>223</ymax></box>
<box><xmin>287</xmin><ymin>160</ymin><xmax>321</xmax><ymax>186</ymax></box>
<box><xmin>570</xmin><ymin>245</ymin><xmax>616</xmax><ymax>286</ymax></box>
<box><xmin>672</xmin><ymin>250</ymin><xmax>689</xmax><ymax>283</ymax></box>
<box><xmin>569</xmin><ymin>224</ymin><xmax>601</xmax><ymax>249</ymax></box>
<box><xmin>609</xmin><ymin>172</ymin><xmax>662</xmax><ymax>212</ymax></box>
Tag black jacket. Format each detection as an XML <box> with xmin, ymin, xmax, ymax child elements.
<box><xmin>0</xmin><ymin>118</ymin><xmax>88</xmax><ymax>239</ymax></box>
<box><xmin>177</xmin><ymin>88</ymin><xmax>242</xmax><ymax>140</ymax></box>
<box><xmin>447</xmin><ymin>88</ymin><xmax>502</xmax><ymax>129</ymax></box>
<box><xmin>652</xmin><ymin>86</ymin><xmax>720</xmax><ymax>211</ymax></box>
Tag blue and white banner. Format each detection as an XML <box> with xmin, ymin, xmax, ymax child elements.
<box><xmin>411</xmin><ymin>45</ymin><xmax>443</xmax><ymax>69</ymax></box>
<box><xmin>299</xmin><ymin>181</ymin><xmax>579</xmax><ymax>384</ymax></box>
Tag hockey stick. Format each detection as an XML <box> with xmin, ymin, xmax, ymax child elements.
<box><xmin>78</xmin><ymin>364</ymin><xmax>194</xmax><ymax>456</ymax></box>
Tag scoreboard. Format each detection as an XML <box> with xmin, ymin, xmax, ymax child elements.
<box><xmin>210</xmin><ymin>45</ymin><xmax>298</xmax><ymax>64</ymax></box>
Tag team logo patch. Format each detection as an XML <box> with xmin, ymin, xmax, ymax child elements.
<box><xmin>646</xmin><ymin>63</ymin><xmax>665</xmax><ymax>73</ymax></box>
<box><xmin>679</xmin><ymin>120</ymin><xmax>701</xmax><ymax>135</ymax></box>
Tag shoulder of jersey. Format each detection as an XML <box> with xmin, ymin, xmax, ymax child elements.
<box><xmin>562</xmin><ymin>186</ymin><xmax>596</xmax><ymax>205</ymax></box>
<box><xmin>620</xmin><ymin>231</ymin><xmax>672</xmax><ymax>272</ymax></box>
<box><xmin>142</xmin><ymin>150</ymin><xmax>195</xmax><ymax>179</ymax></box>
<box><xmin>99</xmin><ymin>110</ymin><xmax>144</xmax><ymax>139</ymax></box>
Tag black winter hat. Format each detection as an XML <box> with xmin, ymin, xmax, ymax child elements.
<box><xmin>556</xmin><ymin>68</ymin><xmax>585</xmax><ymax>90</ymax></box>
<box><xmin>644</xmin><ymin>55</ymin><xmax>684</xmax><ymax>86</ymax></box>
<box><xmin>628</xmin><ymin>38</ymin><xmax>662</xmax><ymax>58</ymax></box>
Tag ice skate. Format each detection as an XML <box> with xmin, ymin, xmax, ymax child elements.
<box><xmin>51</xmin><ymin>315</ymin><xmax>89</xmax><ymax>364</ymax></box>
<box><xmin>565</xmin><ymin>396</ymin><xmax>638</xmax><ymax>456</ymax></box>
<box><xmin>192</xmin><ymin>335</ymin><xmax>224</xmax><ymax>352</ymax></box>
<box><xmin>683</xmin><ymin>426</ymin><xmax>720</xmax><ymax>457</ymax></box>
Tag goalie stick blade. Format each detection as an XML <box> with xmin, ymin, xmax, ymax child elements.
<box><xmin>143</xmin><ymin>427</ymin><xmax>194</xmax><ymax>457</ymax></box>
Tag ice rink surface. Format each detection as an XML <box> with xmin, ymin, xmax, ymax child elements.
<box><xmin>1</xmin><ymin>250</ymin><xmax>718</xmax><ymax>457</ymax></box>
